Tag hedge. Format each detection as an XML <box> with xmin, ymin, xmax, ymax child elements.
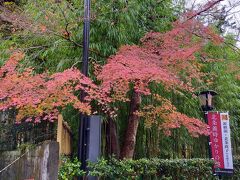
<box><xmin>58</xmin><ymin>157</ymin><xmax>240</xmax><ymax>180</ymax></box>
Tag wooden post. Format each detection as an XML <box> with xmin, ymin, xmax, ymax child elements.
<box><xmin>57</xmin><ymin>114</ymin><xmax>63</xmax><ymax>155</ymax></box>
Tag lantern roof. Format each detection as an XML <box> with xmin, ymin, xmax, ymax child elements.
<box><xmin>199</xmin><ymin>90</ymin><xmax>218</xmax><ymax>96</ymax></box>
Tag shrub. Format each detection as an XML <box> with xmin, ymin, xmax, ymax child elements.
<box><xmin>58</xmin><ymin>157</ymin><xmax>240</xmax><ymax>180</ymax></box>
<box><xmin>58</xmin><ymin>157</ymin><xmax>85</xmax><ymax>180</ymax></box>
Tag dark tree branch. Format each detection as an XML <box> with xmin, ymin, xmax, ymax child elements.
<box><xmin>0</xmin><ymin>5</ymin><xmax>107</xmax><ymax>58</ymax></box>
<box><xmin>187</xmin><ymin>0</ymin><xmax>224</xmax><ymax>20</ymax></box>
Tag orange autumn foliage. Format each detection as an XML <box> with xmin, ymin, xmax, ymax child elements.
<box><xmin>0</xmin><ymin>10</ymin><xmax>222</xmax><ymax>136</ymax></box>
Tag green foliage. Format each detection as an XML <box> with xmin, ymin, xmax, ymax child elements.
<box><xmin>18</xmin><ymin>143</ymin><xmax>35</xmax><ymax>153</ymax></box>
<box><xmin>59</xmin><ymin>158</ymin><xmax>213</xmax><ymax>180</ymax></box>
<box><xmin>135</xmin><ymin>84</ymin><xmax>206</xmax><ymax>159</ymax></box>
<box><xmin>59</xmin><ymin>157</ymin><xmax>240</xmax><ymax>179</ymax></box>
<box><xmin>0</xmin><ymin>1</ymin><xmax>180</xmax><ymax>157</ymax></box>
<box><xmin>58</xmin><ymin>157</ymin><xmax>85</xmax><ymax>180</ymax></box>
<box><xmin>88</xmin><ymin>158</ymin><xmax>214</xmax><ymax>179</ymax></box>
<box><xmin>202</xmin><ymin>38</ymin><xmax>240</xmax><ymax>156</ymax></box>
<box><xmin>2</xmin><ymin>0</ymin><xmax>240</xmax><ymax>163</ymax></box>
<box><xmin>0</xmin><ymin>0</ymin><xmax>177</xmax><ymax>73</ymax></box>
<box><xmin>233</xmin><ymin>157</ymin><xmax>240</xmax><ymax>179</ymax></box>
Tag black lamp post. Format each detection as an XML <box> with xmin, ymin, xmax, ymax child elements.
<box><xmin>78</xmin><ymin>1</ymin><xmax>101</xmax><ymax>180</ymax></box>
<box><xmin>198</xmin><ymin>90</ymin><xmax>218</xmax><ymax>156</ymax></box>
<box><xmin>198</xmin><ymin>90</ymin><xmax>220</xmax><ymax>177</ymax></box>
<box><xmin>78</xmin><ymin>0</ymin><xmax>90</xmax><ymax>174</ymax></box>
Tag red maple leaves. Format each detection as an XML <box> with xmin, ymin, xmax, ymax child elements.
<box><xmin>0</xmin><ymin>11</ymin><xmax>222</xmax><ymax>136</ymax></box>
<box><xmin>136</xmin><ymin>95</ymin><xmax>209</xmax><ymax>137</ymax></box>
<box><xmin>0</xmin><ymin>52</ymin><xmax>109</xmax><ymax>122</ymax></box>
<box><xmin>97</xmin><ymin>14</ymin><xmax>222</xmax><ymax>136</ymax></box>
<box><xmin>98</xmin><ymin>45</ymin><xmax>180</xmax><ymax>98</ymax></box>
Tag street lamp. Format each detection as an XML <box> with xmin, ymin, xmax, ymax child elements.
<box><xmin>197</xmin><ymin>90</ymin><xmax>218</xmax><ymax>157</ymax></box>
<box><xmin>78</xmin><ymin>0</ymin><xmax>90</xmax><ymax>174</ymax></box>
<box><xmin>78</xmin><ymin>1</ymin><xmax>101</xmax><ymax>179</ymax></box>
<box><xmin>198</xmin><ymin>90</ymin><xmax>220</xmax><ymax>177</ymax></box>
<box><xmin>198</xmin><ymin>90</ymin><xmax>218</xmax><ymax>112</ymax></box>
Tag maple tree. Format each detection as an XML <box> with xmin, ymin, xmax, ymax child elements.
<box><xmin>0</xmin><ymin>0</ymin><xmax>226</xmax><ymax>159</ymax></box>
<box><xmin>97</xmin><ymin>8</ymin><xmax>223</xmax><ymax>158</ymax></box>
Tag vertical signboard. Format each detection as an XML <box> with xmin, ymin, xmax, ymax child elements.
<box><xmin>220</xmin><ymin>113</ymin><xmax>233</xmax><ymax>170</ymax></box>
<box><xmin>207</xmin><ymin>112</ymin><xmax>233</xmax><ymax>175</ymax></box>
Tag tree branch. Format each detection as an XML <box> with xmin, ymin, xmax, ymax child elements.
<box><xmin>187</xmin><ymin>0</ymin><xmax>224</xmax><ymax>20</ymax></box>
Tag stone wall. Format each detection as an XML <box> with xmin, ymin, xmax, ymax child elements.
<box><xmin>0</xmin><ymin>141</ymin><xmax>59</xmax><ymax>180</ymax></box>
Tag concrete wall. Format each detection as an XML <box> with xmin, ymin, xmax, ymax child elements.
<box><xmin>0</xmin><ymin>141</ymin><xmax>59</xmax><ymax>180</ymax></box>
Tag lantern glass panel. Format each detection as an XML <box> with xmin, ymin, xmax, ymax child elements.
<box><xmin>207</xmin><ymin>93</ymin><xmax>213</xmax><ymax>107</ymax></box>
<box><xmin>199</xmin><ymin>94</ymin><xmax>207</xmax><ymax>107</ymax></box>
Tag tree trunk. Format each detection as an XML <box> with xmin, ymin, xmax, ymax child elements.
<box><xmin>106</xmin><ymin>117</ymin><xmax>120</xmax><ymax>158</ymax></box>
<box><xmin>120</xmin><ymin>91</ymin><xmax>141</xmax><ymax>159</ymax></box>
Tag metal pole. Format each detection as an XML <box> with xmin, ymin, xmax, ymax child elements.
<box><xmin>203</xmin><ymin>112</ymin><xmax>212</xmax><ymax>160</ymax></box>
<box><xmin>203</xmin><ymin>103</ymin><xmax>221</xmax><ymax>179</ymax></box>
<box><xmin>203</xmin><ymin>93</ymin><xmax>212</xmax><ymax>159</ymax></box>
<box><xmin>78</xmin><ymin>0</ymin><xmax>91</xmax><ymax>175</ymax></box>
<box><xmin>81</xmin><ymin>0</ymin><xmax>90</xmax><ymax>76</ymax></box>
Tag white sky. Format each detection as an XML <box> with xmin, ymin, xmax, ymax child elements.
<box><xmin>185</xmin><ymin>0</ymin><xmax>240</xmax><ymax>44</ymax></box>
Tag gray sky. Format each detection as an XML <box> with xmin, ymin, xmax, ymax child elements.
<box><xmin>185</xmin><ymin>0</ymin><xmax>240</xmax><ymax>45</ymax></box>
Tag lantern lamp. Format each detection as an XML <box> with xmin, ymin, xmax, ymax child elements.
<box><xmin>198</xmin><ymin>90</ymin><xmax>217</xmax><ymax>111</ymax></box>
